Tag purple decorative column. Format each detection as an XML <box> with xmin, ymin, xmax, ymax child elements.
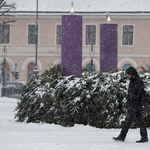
<box><xmin>61</xmin><ymin>15</ymin><xmax>82</xmax><ymax>76</ymax></box>
<box><xmin>100</xmin><ymin>24</ymin><xmax>118</xmax><ymax>72</ymax></box>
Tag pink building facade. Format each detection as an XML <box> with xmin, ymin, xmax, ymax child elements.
<box><xmin>0</xmin><ymin>12</ymin><xmax>150</xmax><ymax>82</ymax></box>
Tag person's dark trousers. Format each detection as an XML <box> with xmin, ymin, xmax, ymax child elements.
<box><xmin>118</xmin><ymin>107</ymin><xmax>148</xmax><ymax>141</ymax></box>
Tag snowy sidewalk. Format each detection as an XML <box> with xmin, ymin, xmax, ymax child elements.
<box><xmin>0</xmin><ymin>97</ymin><xmax>150</xmax><ymax>150</ymax></box>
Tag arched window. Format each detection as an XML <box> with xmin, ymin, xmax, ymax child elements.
<box><xmin>86</xmin><ymin>64</ymin><xmax>95</xmax><ymax>72</ymax></box>
<box><xmin>123</xmin><ymin>64</ymin><xmax>132</xmax><ymax>70</ymax></box>
<box><xmin>27</xmin><ymin>62</ymin><xmax>35</xmax><ymax>82</ymax></box>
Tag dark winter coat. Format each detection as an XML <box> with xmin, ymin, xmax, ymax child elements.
<box><xmin>125</xmin><ymin>67</ymin><xmax>148</xmax><ymax>110</ymax></box>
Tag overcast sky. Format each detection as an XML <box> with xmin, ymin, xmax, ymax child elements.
<box><xmin>5</xmin><ymin>0</ymin><xmax>150</xmax><ymax>12</ymax></box>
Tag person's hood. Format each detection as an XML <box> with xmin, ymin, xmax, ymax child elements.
<box><xmin>126</xmin><ymin>67</ymin><xmax>138</xmax><ymax>76</ymax></box>
<box><xmin>126</xmin><ymin>67</ymin><xmax>138</xmax><ymax>80</ymax></box>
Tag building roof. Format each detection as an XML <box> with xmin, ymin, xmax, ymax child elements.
<box><xmin>6</xmin><ymin>0</ymin><xmax>150</xmax><ymax>13</ymax></box>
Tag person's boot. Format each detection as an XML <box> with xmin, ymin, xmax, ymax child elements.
<box><xmin>136</xmin><ymin>127</ymin><xmax>148</xmax><ymax>143</ymax></box>
<box><xmin>113</xmin><ymin>136</ymin><xmax>125</xmax><ymax>142</ymax></box>
<box><xmin>136</xmin><ymin>137</ymin><xmax>148</xmax><ymax>143</ymax></box>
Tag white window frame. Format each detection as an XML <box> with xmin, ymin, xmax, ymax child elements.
<box><xmin>56</xmin><ymin>24</ymin><xmax>61</xmax><ymax>45</ymax></box>
<box><xmin>85</xmin><ymin>24</ymin><xmax>97</xmax><ymax>45</ymax></box>
<box><xmin>0</xmin><ymin>24</ymin><xmax>10</xmax><ymax>44</ymax></box>
<box><xmin>121</xmin><ymin>24</ymin><xmax>135</xmax><ymax>46</ymax></box>
<box><xmin>28</xmin><ymin>24</ymin><xmax>38</xmax><ymax>44</ymax></box>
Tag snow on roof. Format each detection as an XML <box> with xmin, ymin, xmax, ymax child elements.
<box><xmin>5</xmin><ymin>0</ymin><xmax>150</xmax><ymax>12</ymax></box>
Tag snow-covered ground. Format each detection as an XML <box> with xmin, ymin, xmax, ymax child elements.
<box><xmin>0</xmin><ymin>97</ymin><xmax>150</xmax><ymax>150</ymax></box>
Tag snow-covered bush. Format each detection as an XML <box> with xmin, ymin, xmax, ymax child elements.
<box><xmin>15</xmin><ymin>65</ymin><xmax>150</xmax><ymax>128</ymax></box>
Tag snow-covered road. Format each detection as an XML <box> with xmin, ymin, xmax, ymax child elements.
<box><xmin>0</xmin><ymin>97</ymin><xmax>150</xmax><ymax>150</ymax></box>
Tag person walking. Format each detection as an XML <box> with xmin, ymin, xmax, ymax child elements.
<box><xmin>113</xmin><ymin>67</ymin><xmax>149</xmax><ymax>143</ymax></box>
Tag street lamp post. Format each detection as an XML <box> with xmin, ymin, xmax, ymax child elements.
<box><xmin>2</xmin><ymin>46</ymin><xmax>7</xmax><ymax>96</ymax></box>
<box><xmin>89</xmin><ymin>44</ymin><xmax>95</xmax><ymax>72</ymax></box>
<box><xmin>33</xmin><ymin>0</ymin><xmax>39</xmax><ymax>76</ymax></box>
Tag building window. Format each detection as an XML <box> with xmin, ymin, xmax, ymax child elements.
<box><xmin>0</xmin><ymin>24</ymin><xmax>10</xmax><ymax>44</ymax></box>
<box><xmin>122</xmin><ymin>25</ymin><xmax>133</xmax><ymax>45</ymax></box>
<box><xmin>56</xmin><ymin>25</ymin><xmax>61</xmax><ymax>45</ymax></box>
<box><xmin>28</xmin><ymin>25</ymin><xmax>38</xmax><ymax>44</ymax></box>
<box><xmin>123</xmin><ymin>64</ymin><xmax>132</xmax><ymax>70</ymax></box>
<box><xmin>86</xmin><ymin>64</ymin><xmax>95</xmax><ymax>72</ymax></box>
<box><xmin>85</xmin><ymin>25</ymin><xmax>96</xmax><ymax>45</ymax></box>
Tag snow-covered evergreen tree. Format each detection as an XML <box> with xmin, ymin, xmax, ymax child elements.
<box><xmin>15</xmin><ymin>65</ymin><xmax>150</xmax><ymax>128</ymax></box>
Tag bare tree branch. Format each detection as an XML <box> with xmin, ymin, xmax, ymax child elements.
<box><xmin>0</xmin><ymin>0</ymin><xmax>15</xmax><ymax>25</ymax></box>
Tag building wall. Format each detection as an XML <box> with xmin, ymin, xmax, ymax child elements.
<box><xmin>0</xmin><ymin>14</ymin><xmax>150</xmax><ymax>82</ymax></box>
<box><xmin>117</xmin><ymin>16</ymin><xmax>150</xmax><ymax>70</ymax></box>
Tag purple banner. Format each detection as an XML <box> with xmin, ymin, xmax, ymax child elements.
<box><xmin>61</xmin><ymin>15</ymin><xmax>82</xmax><ymax>76</ymax></box>
<box><xmin>100</xmin><ymin>24</ymin><xmax>118</xmax><ymax>72</ymax></box>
